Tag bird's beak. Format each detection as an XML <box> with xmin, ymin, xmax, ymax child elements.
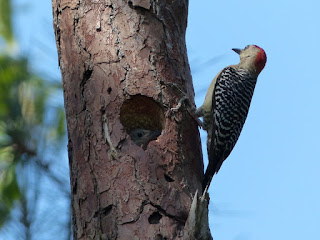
<box><xmin>152</xmin><ymin>130</ymin><xmax>162</xmax><ymax>138</ymax></box>
<box><xmin>148</xmin><ymin>130</ymin><xmax>161</xmax><ymax>143</ymax></box>
<box><xmin>232</xmin><ymin>48</ymin><xmax>242</xmax><ymax>55</ymax></box>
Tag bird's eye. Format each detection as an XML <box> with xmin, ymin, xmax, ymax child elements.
<box><xmin>137</xmin><ymin>132</ymin><xmax>143</xmax><ymax>138</ymax></box>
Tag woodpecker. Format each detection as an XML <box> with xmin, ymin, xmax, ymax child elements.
<box><xmin>129</xmin><ymin>128</ymin><xmax>161</xmax><ymax>150</ymax></box>
<box><xmin>197</xmin><ymin>45</ymin><xmax>267</xmax><ymax>191</ymax></box>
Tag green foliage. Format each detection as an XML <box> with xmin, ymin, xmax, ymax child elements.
<box><xmin>0</xmin><ymin>56</ymin><xmax>45</xmax><ymax>124</ymax></box>
<box><xmin>0</xmin><ymin>54</ymin><xmax>66</xmax><ymax>228</ymax></box>
<box><xmin>0</xmin><ymin>1</ymin><xmax>69</xmax><ymax>238</ymax></box>
<box><xmin>0</xmin><ymin>163</ymin><xmax>20</xmax><ymax>226</ymax></box>
<box><xmin>0</xmin><ymin>56</ymin><xmax>41</xmax><ymax>159</ymax></box>
<box><xmin>0</xmin><ymin>55</ymin><xmax>36</xmax><ymax>226</ymax></box>
<box><xmin>0</xmin><ymin>0</ymin><xmax>13</xmax><ymax>44</ymax></box>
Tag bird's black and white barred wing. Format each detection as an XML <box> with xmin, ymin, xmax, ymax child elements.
<box><xmin>209</xmin><ymin>67</ymin><xmax>257</xmax><ymax>175</ymax></box>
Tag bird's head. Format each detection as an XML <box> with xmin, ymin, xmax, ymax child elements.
<box><xmin>232</xmin><ymin>45</ymin><xmax>267</xmax><ymax>75</ymax></box>
<box><xmin>129</xmin><ymin>128</ymin><xmax>161</xmax><ymax>149</ymax></box>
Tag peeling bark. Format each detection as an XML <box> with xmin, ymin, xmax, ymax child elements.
<box><xmin>184</xmin><ymin>190</ymin><xmax>212</xmax><ymax>240</ymax></box>
<box><xmin>52</xmin><ymin>0</ymin><xmax>203</xmax><ymax>239</ymax></box>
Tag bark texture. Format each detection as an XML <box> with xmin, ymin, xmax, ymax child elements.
<box><xmin>52</xmin><ymin>0</ymin><xmax>203</xmax><ymax>239</ymax></box>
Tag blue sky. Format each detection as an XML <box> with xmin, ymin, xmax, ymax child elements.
<box><xmin>12</xmin><ymin>0</ymin><xmax>320</xmax><ymax>239</ymax></box>
<box><xmin>188</xmin><ymin>0</ymin><xmax>320</xmax><ymax>239</ymax></box>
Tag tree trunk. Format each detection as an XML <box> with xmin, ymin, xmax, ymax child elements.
<box><xmin>52</xmin><ymin>0</ymin><xmax>203</xmax><ymax>239</ymax></box>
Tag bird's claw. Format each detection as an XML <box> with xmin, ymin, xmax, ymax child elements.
<box><xmin>170</xmin><ymin>96</ymin><xmax>202</xmax><ymax>127</ymax></box>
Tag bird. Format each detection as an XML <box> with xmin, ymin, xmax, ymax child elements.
<box><xmin>129</xmin><ymin>128</ymin><xmax>161</xmax><ymax>150</ymax></box>
<box><xmin>196</xmin><ymin>45</ymin><xmax>267</xmax><ymax>191</ymax></box>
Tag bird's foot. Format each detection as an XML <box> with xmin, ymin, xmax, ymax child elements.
<box><xmin>170</xmin><ymin>96</ymin><xmax>202</xmax><ymax>127</ymax></box>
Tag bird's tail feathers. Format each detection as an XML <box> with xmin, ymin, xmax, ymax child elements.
<box><xmin>202</xmin><ymin>167</ymin><xmax>215</xmax><ymax>192</ymax></box>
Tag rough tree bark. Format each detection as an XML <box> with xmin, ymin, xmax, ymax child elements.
<box><xmin>52</xmin><ymin>0</ymin><xmax>204</xmax><ymax>239</ymax></box>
